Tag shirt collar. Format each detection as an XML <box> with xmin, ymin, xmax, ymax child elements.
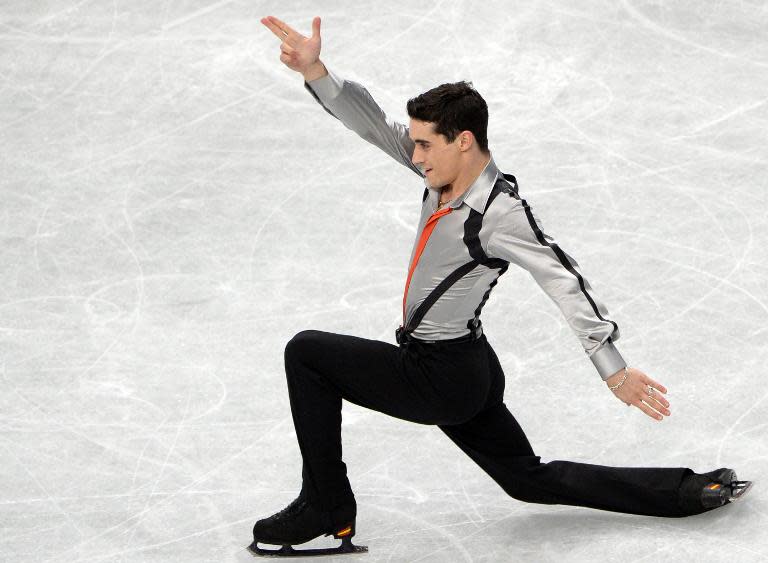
<box><xmin>425</xmin><ymin>152</ymin><xmax>500</xmax><ymax>214</ymax></box>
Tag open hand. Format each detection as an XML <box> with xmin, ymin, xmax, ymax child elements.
<box><xmin>606</xmin><ymin>367</ymin><xmax>671</xmax><ymax>421</ymax></box>
<box><xmin>261</xmin><ymin>15</ymin><xmax>322</xmax><ymax>75</ymax></box>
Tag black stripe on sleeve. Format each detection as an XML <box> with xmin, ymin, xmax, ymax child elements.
<box><xmin>503</xmin><ymin>174</ymin><xmax>619</xmax><ymax>339</ymax></box>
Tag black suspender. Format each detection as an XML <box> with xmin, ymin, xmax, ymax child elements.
<box><xmin>397</xmin><ymin>173</ymin><xmax>517</xmax><ymax>343</ymax></box>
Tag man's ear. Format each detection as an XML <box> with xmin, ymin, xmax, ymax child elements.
<box><xmin>459</xmin><ymin>131</ymin><xmax>474</xmax><ymax>151</ymax></box>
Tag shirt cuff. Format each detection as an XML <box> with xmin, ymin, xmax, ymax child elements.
<box><xmin>589</xmin><ymin>338</ymin><xmax>627</xmax><ymax>381</ymax></box>
<box><xmin>304</xmin><ymin>65</ymin><xmax>343</xmax><ymax>103</ymax></box>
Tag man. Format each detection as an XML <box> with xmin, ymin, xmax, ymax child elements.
<box><xmin>252</xmin><ymin>14</ymin><xmax>753</xmax><ymax>557</ymax></box>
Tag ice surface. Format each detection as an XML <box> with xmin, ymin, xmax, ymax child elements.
<box><xmin>1</xmin><ymin>1</ymin><xmax>766</xmax><ymax>562</ymax></box>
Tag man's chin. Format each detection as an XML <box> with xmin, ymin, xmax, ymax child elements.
<box><xmin>428</xmin><ymin>178</ymin><xmax>446</xmax><ymax>189</ymax></box>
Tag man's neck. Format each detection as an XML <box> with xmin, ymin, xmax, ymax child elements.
<box><xmin>441</xmin><ymin>153</ymin><xmax>491</xmax><ymax>199</ymax></box>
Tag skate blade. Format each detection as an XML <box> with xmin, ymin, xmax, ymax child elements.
<box><xmin>247</xmin><ymin>538</ymin><xmax>368</xmax><ymax>558</ymax></box>
<box><xmin>727</xmin><ymin>480</ymin><xmax>754</xmax><ymax>503</ymax></box>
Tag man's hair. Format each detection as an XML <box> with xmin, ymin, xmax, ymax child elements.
<box><xmin>406</xmin><ymin>80</ymin><xmax>489</xmax><ymax>154</ymax></box>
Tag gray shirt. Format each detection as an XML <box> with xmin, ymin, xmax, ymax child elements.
<box><xmin>304</xmin><ymin>66</ymin><xmax>626</xmax><ymax>382</ymax></box>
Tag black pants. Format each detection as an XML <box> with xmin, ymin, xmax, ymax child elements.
<box><xmin>283</xmin><ymin>329</ymin><xmax>710</xmax><ymax>519</ymax></box>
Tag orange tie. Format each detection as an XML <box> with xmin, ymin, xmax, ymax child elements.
<box><xmin>402</xmin><ymin>206</ymin><xmax>453</xmax><ymax>326</ymax></box>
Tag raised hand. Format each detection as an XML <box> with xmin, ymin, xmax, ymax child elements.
<box><xmin>260</xmin><ymin>15</ymin><xmax>323</xmax><ymax>77</ymax></box>
<box><xmin>606</xmin><ymin>367</ymin><xmax>672</xmax><ymax>421</ymax></box>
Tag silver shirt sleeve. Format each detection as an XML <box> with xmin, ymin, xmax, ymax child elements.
<box><xmin>487</xmin><ymin>200</ymin><xmax>627</xmax><ymax>382</ymax></box>
<box><xmin>304</xmin><ymin>66</ymin><xmax>425</xmax><ymax>178</ymax></box>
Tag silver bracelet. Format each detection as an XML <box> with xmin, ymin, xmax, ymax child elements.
<box><xmin>608</xmin><ymin>366</ymin><xmax>629</xmax><ymax>390</ymax></box>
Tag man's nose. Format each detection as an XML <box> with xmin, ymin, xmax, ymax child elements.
<box><xmin>411</xmin><ymin>146</ymin><xmax>423</xmax><ymax>165</ymax></box>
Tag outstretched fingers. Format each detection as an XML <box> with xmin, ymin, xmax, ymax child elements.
<box><xmin>260</xmin><ymin>17</ymin><xmax>287</xmax><ymax>41</ymax></box>
<box><xmin>648</xmin><ymin>392</ymin><xmax>670</xmax><ymax>415</ymax></box>
<box><xmin>636</xmin><ymin>377</ymin><xmax>671</xmax><ymax>421</ymax></box>
<box><xmin>261</xmin><ymin>15</ymin><xmax>302</xmax><ymax>42</ymax></box>
<box><xmin>636</xmin><ymin>397</ymin><xmax>663</xmax><ymax>420</ymax></box>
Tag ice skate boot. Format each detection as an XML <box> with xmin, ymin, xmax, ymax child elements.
<box><xmin>248</xmin><ymin>493</ymin><xmax>367</xmax><ymax>557</ymax></box>
<box><xmin>699</xmin><ymin>468</ymin><xmax>754</xmax><ymax>509</ymax></box>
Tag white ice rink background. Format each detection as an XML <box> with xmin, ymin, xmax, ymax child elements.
<box><xmin>1</xmin><ymin>1</ymin><xmax>766</xmax><ymax>562</ymax></box>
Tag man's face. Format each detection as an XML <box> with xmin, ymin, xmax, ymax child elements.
<box><xmin>409</xmin><ymin>119</ymin><xmax>461</xmax><ymax>190</ymax></box>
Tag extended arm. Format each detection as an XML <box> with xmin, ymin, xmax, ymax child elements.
<box><xmin>303</xmin><ymin>64</ymin><xmax>424</xmax><ymax>177</ymax></box>
<box><xmin>261</xmin><ymin>15</ymin><xmax>422</xmax><ymax>177</ymax></box>
<box><xmin>487</xmin><ymin>199</ymin><xmax>626</xmax><ymax>382</ymax></box>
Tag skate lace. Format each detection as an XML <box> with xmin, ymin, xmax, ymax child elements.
<box><xmin>273</xmin><ymin>496</ymin><xmax>304</xmax><ymax>520</ymax></box>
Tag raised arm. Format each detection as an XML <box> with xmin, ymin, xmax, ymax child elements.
<box><xmin>261</xmin><ymin>15</ymin><xmax>424</xmax><ymax>177</ymax></box>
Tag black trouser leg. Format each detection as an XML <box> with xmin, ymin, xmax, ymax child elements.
<box><xmin>283</xmin><ymin>329</ymin><xmax>492</xmax><ymax>513</ymax></box>
<box><xmin>438</xmin><ymin>342</ymin><xmax>707</xmax><ymax>518</ymax></box>
<box><xmin>439</xmin><ymin>401</ymin><xmax>707</xmax><ymax>517</ymax></box>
